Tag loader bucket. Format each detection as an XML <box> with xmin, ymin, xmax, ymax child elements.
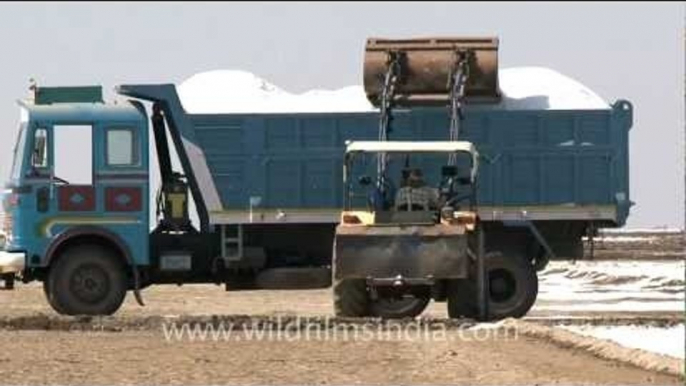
<box><xmin>333</xmin><ymin>224</ymin><xmax>470</xmax><ymax>281</ymax></box>
<box><xmin>363</xmin><ymin>37</ymin><xmax>500</xmax><ymax>107</ymax></box>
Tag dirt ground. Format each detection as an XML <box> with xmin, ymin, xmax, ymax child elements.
<box><xmin>0</xmin><ymin>283</ymin><xmax>683</xmax><ymax>385</ymax></box>
<box><xmin>0</xmin><ymin>281</ymin><xmax>682</xmax><ymax>320</ymax></box>
<box><xmin>1</xmin><ymin>234</ymin><xmax>683</xmax><ymax>385</ymax></box>
<box><xmin>0</xmin><ymin>326</ymin><xmax>680</xmax><ymax>385</ymax></box>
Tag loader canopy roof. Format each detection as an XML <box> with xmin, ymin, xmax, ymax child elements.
<box><xmin>345</xmin><ymin>140</ymin><xmax>479</xmax><ymax>181</ymax></box>
<box><xmin>345</xmin><ymin>140</ymin><xmax>477</xmax><ymax>155</ymax></box>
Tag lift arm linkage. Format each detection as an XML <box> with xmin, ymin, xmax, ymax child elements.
<box><xmin>376</xmin><ymin>51</ymin><xmax>404</xmax><ymax>195</ymax></box>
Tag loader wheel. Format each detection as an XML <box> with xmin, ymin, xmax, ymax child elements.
<box><xmin>333</xmin><ymin>279</ymin><xmax>369</xmax><ymax>317</ymax></box>
<box><xmin>447</xmin><ymin>252</ymin><xmax>538</xmax><ymax>321</ymax></box>
<box><xmin>370</xmin><ymin>295</ymin><xmax>430</xmax><ymax>319</ymax></box>
<box><xmin>445</xmin><ymin>279</ymin><xmax>471</xmax><ymax>319</ymax></box>
<box><xmin>47</xmin><ymin>244</ymin><xmax>127</xmax><ymax>316</ymax></box>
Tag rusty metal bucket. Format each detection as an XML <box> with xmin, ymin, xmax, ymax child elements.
<box><xmin>363</xmin><ymin>37</ymin><xmax>500</xmax><ymax>107</ymax></box>
<box><xmin>333</xmin><ymin>224</ymin><xmax>470</xmax><ymax>281</ymax></box>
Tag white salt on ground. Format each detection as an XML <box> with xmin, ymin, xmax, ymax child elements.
<box><xmin>560</xmin><ymin>324</ymin><xmax>686</xmax><ymax>359</ymax></box>
<box><xmin>535</xmin><ymin>260</ymin><xmax>685</xmax><ymax>313</ymax></box>
<box><xmin>176</xmin><ymin>67</ymin><xmax>609</xmax><ymax>114</ymax></box>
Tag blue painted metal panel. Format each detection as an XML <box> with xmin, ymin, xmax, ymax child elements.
<box><xmin>186</xmin><ymin>103</ymin><xmax>632</xmax><ymax>223</ymax></box>
<box><xmin>117</xmin><ymin>85</ymin><xmax>633</xmax><ymax>226</ymax></box>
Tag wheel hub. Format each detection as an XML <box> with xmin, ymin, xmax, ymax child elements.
<box><xmin>70</xmin><ymin>263</ymin><xmax>110</xmax><ymax>304</ymax></box>
<box><xmin>489</xmin><ymin>268</ymin><xmax>516</xmax><ymax>303</ymax></box>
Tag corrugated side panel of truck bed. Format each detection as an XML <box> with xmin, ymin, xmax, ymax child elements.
<box><xmin>185</xmin><ymin>101</ymin><xmax>632</xmax><ymax>226</ymax></box>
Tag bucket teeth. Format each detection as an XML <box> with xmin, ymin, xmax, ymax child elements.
<box><xmin>363</xmin><ymin>37</ymin><xmax>501</xmax><ymax>107</ymax></box>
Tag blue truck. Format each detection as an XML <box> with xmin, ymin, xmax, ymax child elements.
<box><xmin>0</xmin><ymin>37</ymin><xmax>633</xmax><ymax>319</ymax></box>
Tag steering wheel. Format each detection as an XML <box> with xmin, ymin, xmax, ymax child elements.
<box><xmin>368</xmin><ymin>179</ymin><xmax>396</xmax><ymax>211</ymax></box>
<box><xmin>445</xmin><ymin>192</ymin><xmax>473</xmax><ymax>207</ymax></box>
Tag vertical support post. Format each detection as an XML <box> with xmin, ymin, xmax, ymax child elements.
<box><xmin>220</xmin><ymin>224</ymin><xmax>226</xmax><ymax>258</ymax></box>
<box><xmin>476</xmin><ymin>224</ymin><xmax>488</xmax><ymax>321</ymax></box>
<box><xmin>588</xmin><ymin>222</ymin><xmax>596</xmax><ymax>261</ymax></box>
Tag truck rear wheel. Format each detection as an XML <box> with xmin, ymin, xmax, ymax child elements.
<box><xmin>47</xmin><ymin>244</ymin><xmax>127</xmax><ymax>316</ymax></box>
<box><xmin>447</xmin><ymin>252</ymin><xmax>538</xmax><ymax>320</ymax></box>
<box><xmin>333</xmin><ymin>279</ymin><xmax>369</xmax><ymax>317</ymax></box>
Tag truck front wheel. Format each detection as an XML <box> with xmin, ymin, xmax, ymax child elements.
<box><xmin>43</xmin><ymin>276</ymin><xmax>67</xmax><ymax>315</ymax></box>
<box><xmin>47</xmin><ymin>244</ymin><xmax>127</xmax><ymax>316</ymax></box>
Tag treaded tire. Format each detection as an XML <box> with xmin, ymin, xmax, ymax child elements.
<box><xmin>43</xmin><ymin>276</ymin><xmax>67</xmax><ymax>315</ymax></box>
<box><xmin>333</xmin><ymin>279</ymin><xmax>370</xmax><ymax>317</ymax></box>
<box><xmin>446</xmin><ymin>279</ymin><xmax>471</xmax><ymax>319</ymax></box>
<box><xmin>48</xmin><ymin>244</ymin><xmax>127</xmax><ymax>316</ymax></box>
<box><xmin>370</xmin><ymin>296</ymin><xmax>430</xmax><ymax>319</ymax></box>
<box><xmin>2</xmin><ymin>274</ymin><xmax>14</xmax><ymax>290</ymax></box>
<box><xmin>447</xmin><ymin>252</ymin><xmax>538</xmax><ymax>321</ymax></box>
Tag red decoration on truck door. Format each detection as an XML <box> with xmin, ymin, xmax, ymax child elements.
<box><xmin>105</xmin><ymin>187</ymin><xmax>142</xmax><ymax>212</ymax></box>
<box><xmin>58</xmin><ymin>186</ymin><xmax>96</xmax><ymax>212</ymax></box>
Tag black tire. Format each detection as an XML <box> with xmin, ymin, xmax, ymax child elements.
<box><xmin>370</xmin><ymin>295</ymin><xmax>430</xmax><ymax>319</ymax></box>
<box><xmin>47</xmin><ymin>244</ymin><xmax>127</xmax><ymax>316</ymax></box>
<box><xmin>333</xmin><ymin>279</ymin><xmax>369</xmax><ymax>317</ymax></box>
<box><xmin>447</xmin><ymin>252</ymin><xmax>538</xmax><ymax>321</ymax></box>
<box><xmin>43</xmin><ymin>276</ymin><xmax>67</xmax><ymax>315</ymax></box>
<box><xmin>2</xmin><ymin>274</ymin><xmax>14</xmax><ymax>290</ymax></box>
<box><xmin>446</xmin><ymin>279</ymin><xmax>471</xmax><ymax>319</ymax></box>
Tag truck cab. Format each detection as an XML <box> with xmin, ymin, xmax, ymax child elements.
<box><xmin>2</xmin><ymin>86</ymin><xmax>149</xmax><ymax>314</ymax></box>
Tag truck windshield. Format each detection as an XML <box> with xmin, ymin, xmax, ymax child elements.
<box><xmin>10</xmin><ymin>123</ymin><xmax>27</xmax><ymax>181</ymax></box>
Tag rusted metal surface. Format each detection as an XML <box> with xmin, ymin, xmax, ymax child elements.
<box><xmin>334</xmin><ymin>223</ymin><xmax>469</xmax><ymax>280</ymax></box>
<box><xmin>336</xmin><ymin>223</ymin><xmax>466</xmax><ymax>236</ymax></box>
<box><xmin>363</xmin><ymin>37</ymin><xmax>500</xmax><ymax>107</ymax></box>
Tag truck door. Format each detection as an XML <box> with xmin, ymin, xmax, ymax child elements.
<box><xmin>29</xmin><ymin>124</ymin><xmax>97</xmax><ymax>250</ymax></box>
<box><xmin>25</xmin><ymin>124</ymin><xmax>99</xmax><ymax>260</ymax></box>
<box><xmin>33</xmin><ymin>123</ymin><xmax>148</xmax><ymax>267</ymax></box>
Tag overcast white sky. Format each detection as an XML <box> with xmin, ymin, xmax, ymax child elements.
<box><xmin>0</xmin><ymin>2</ymin><xmax>683</xmax><ymax>228</ymax></box>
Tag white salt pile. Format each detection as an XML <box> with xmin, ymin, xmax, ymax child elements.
<box><xmin>177</xmin><ymin>67</ymin><xmax>609</xmax><ymax>114</ymax></box>
<box><xmin>177</xmin><ymin>70</ymin><xmax>373</xmax><ymax>114</ymax></box>
<box><xmin>496</xmin><ymin>67</ymin><xmax>609</xmax><ymax>110</ymax></box>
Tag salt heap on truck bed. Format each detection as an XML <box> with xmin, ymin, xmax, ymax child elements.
<box><xmin>176</xmin><ymin>67</ymin><xmax>610</xmax><ymax>113</ymax></box>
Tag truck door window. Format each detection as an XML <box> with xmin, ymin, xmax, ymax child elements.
<box><xmin>31</xmin><ymin>128</ymin><xmax>48</xmax><ymax>169</ymax></box>
<box><xmin>10</xmin><ymin>124</ymin><xmax>27</xmax><ymax>181</ymax></box>
<box><xmin>106</xmin><ymin>129</ymin><xmax>137</xmax><ymax>166</ymax></box>
<box><xmin>54</xmin><ymin>125</ymin><xmax>93</xmax><ymax>185</ymax></box>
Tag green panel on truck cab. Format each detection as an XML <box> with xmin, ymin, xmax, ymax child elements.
<box><xmin>34</xmin><ymin>86</ymin><xmax>104</xmax><ymax>105</ymax></box>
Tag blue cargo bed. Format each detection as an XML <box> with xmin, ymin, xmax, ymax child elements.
<box><xmin>117</xmin><ymin>85</ymin><xmax>633</xmax><ymax>227</ymax></box>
